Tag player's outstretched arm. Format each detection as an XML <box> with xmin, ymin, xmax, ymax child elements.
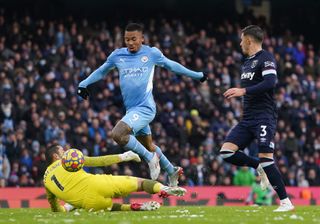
<box><xmin>45</xmin><ymin>188</ymin><xmax>66</xmax><ymax>212</ymax></box>
<box><xmin>152</xmin><ymin>47</ymin><xmax>206</xmax><ymax>82</ymax></box>
<box><xmin>77</xmin><ymin>51</ymin><xmax>117</xmax><ymax>99</ymax></box>
<box><xmin>63</xmin><ymin>203</ymin><xmax>75</xmax><ymax>212</ymax></box>
<box><xmin>77</xmin><ymin>64</ymin><xmax>110</xmax><ymax>100</ymax></box>
<box><xmin>163</xmin><ymin>57</ymin><xmax>205</xmax><ymax>81</ymax></box>
<box><xmin>84</xmin><ymin>151</ymin><xmax>141</xmax><ymax>167</ymax></box>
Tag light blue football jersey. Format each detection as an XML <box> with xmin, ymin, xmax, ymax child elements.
<box><xmin>79</xmin><ymin>45</ymin><xmax>204</xmax><ymax>111</ymax></box>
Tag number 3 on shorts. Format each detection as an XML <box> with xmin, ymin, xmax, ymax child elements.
<box><xmin>260</xmin><ymin>125</ymin><xmax>267</xmax><ymax>137</ymax></box>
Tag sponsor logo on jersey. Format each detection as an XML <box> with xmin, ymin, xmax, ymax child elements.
<box><xmin>251</xmin><ymin>60</ymin><xmax>258</xmax><ymax>68</ymax></box>
<box><xmin>241</xmin><ymin>72</ymin><xmax>255</xmax><ymax>80</ymax></box>
<box><xmin>141</xmin><ymin>56</ymin><xmax>149</xmax><ymax>63</ymax></box>
<box><xmin>264</xmin><ymin>61</ymin><xmax>275</xmax><ymax>68</ymax></box>
<box><xmin>121</xmin><ymin>67</ymin><xmax>149</xmax><ymax>78</ymax></box>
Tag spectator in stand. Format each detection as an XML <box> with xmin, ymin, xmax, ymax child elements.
<box><xmin>0</xmin><ymin>140</ymin><xmax>10</xmax><ymax>187</ymax></box>
<box><xmin>306</xmin><ymin>168</ymin><xmax>320</xmax><ymax>186</ymax></box>
<box><xmin>233</xmin><ymin>167</ymin><xmax>255</xmax><ymax>186</ymax></box>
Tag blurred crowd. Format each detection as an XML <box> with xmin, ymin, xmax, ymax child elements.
<box><xmin>0</xmin><ymin>9</ymin><xmax>320</xmax><ymax>188</ymax></box>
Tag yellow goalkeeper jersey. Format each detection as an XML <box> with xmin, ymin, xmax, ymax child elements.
<box><xmin>43</xmin><ymin>160</ymin><xmax>93</xmax><ymax>206</ymax></box>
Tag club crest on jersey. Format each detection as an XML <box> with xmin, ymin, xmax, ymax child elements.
<box><xmin>251</xmin><ymin>60</ymin><xmax>258</xmax><ymax>68</ymax></box>
<box><xmin>141</xmin><ymin>56</ymin><xmax>149</xmax><ymax>63</ymax></box>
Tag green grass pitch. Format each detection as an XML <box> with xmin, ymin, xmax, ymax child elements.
<box><xmin>1</xmin><ymin>206</ymin><xmax>319</xmax><ymax>224</ymax></box>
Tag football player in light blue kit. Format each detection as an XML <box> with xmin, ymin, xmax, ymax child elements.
<box><xmin>78</xmin><ymin>23</ymin><xmax>207</xmax><ymax>186</ymax></box>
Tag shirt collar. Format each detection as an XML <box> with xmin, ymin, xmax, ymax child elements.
<box><xmin>246</xmin><ymin>50</ymin><xmax>263</xmax><ymax>60</ymax></box>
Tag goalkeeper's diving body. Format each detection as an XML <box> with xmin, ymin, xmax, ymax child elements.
<box><xmin>77</xmin><ymin>23</ymin><xmax>208</xmax><ymax>185</ymax></box>
<box><xmin>43</xmin><ymin>144</ymin><xmax>187</xmax><ymax>212</ymax></box>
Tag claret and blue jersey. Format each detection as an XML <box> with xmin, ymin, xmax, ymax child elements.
<box><xmin>79</xmin><ymin>45</ymin><xmax>203</xmax><ymax>113</ymax></box>
<box><xmin>241</xmin><ymin>49</ymin><xmax>278</xmax><ymax>119</ymax></box>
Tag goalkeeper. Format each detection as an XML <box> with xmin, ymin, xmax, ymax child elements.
<box><xmin>245</xmin><ymin>176</ymin><xmax>274</xmax><ymax>206</ymax></box>
<box><xmin>43</xmin><ymin>144</ymin><xmax>186</xmax><ymax>212</ymax></box>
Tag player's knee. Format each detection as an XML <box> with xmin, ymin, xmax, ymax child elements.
<box><xmin>110</xmin><ymin>129</ymin><xmax>118</xmax><ymax>141</ymax></box>
<box><xmin>111</xmin><ymin>129</ymin><xmax>129</xmax><ymax>146</ymax></box>
<box><xmin>219</xmin><ymin>148</ymin><xmax>236</xmax><ymax>160</ymax></box>
<box><xmin>111</xmin><ymin>122</ymin><xmax>132</xmax><ymax>145</ymax></box>
<box><xmin>220</xmin><ymin>142</ymin><xmax>238</xmax><ymax>153</ymax></box>
<box><xmin>113</xmin><ymin>133</ymin><xmax>130</xmax><ymax>146</ymax></box>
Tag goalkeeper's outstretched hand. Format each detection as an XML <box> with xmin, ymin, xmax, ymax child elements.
<box><xmin>63</xmin><ymin>203</ymin><xmax>75</xmax><ymax>212</ymax></box>
<box><xmin>120</xmin><ymin>151</ymin><xmax>141</xmax><ymax>162</ymax></box>
<box><xmin>77</xmin><ymin>87</ymin><xmax>89</xmax><ymax>100</ymax></box>
<box><xmin>200</xmin><ymin>72</ymin><xmax>208</xmax><ymax>83</ymax></box>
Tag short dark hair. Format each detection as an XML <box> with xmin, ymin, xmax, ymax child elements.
<box><xmin>45</xmin><ymin>144</ymin><xmax>61</xmax><ymax>165</ymax></box>
<box><xmin>125</xmin><ymin>23</ymin><xmax>144</xmax><ymax>33</ymax></box>
<box><xmin>241</xmin><ymin>25</ymin><xmax>264</xmax><ymax>43</ymax></box>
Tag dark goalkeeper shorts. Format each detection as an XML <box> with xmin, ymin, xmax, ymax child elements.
<box><xmin>224</xmin><ymin>117</ymin><xmax>276</xmax><ymax>153</ymax></box>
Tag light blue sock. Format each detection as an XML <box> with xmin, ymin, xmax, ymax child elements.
<box><xmin>155</xmin><ymin>145</ymin><xmax>174</xmax><ymax>175</ymax></box>
<box><xmin>124</xmin><ymin>135</ymin><xmax>153</xmax><ymax>162</ymax></box>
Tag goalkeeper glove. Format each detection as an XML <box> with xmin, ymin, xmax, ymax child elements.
<box><xmin>120</xmin><ymin>151</ymin><xmax>141</xmax><ymax>162</ymax></box>
<box><xmin>63</xmin><ymin>203</ymin><xmax>75</xmax><ymax>212</ymax></box>
<box><xmin>77</xmin><ymin>87</ymin><xmax>89</xmax><ymax>100</ymax></box>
